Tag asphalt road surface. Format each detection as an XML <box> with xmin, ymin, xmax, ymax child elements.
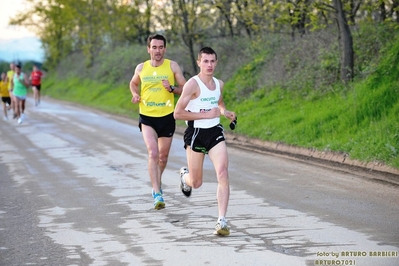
<box><xmin>1</xmin><ymin>97</ymin><xmax>398</xmax><ymax>266</ymax></box>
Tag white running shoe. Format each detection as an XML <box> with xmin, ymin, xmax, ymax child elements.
<box><xmin>17</xmin><ymin>118</ymin><xmax>22</xmax><ymax>124</ymax></box>
<box><xmin>180</xmin><ymin>167</ymin><xmax>192</xmax><ymax>197</ymax></box>
<box><xmin>3</xmin><ymin>116</ymin><xmax>8</xmax><ymax>121</ymax></box>
<box><xmin>214</xmin><ymin>217</ymin><xmax>230</xmax><ymax>236</ymax></box>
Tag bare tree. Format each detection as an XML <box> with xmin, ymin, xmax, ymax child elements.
<box><xmin>333</xmin><ymin>0</ymin><xmax>354</xmax><ymax>83</ymax></box>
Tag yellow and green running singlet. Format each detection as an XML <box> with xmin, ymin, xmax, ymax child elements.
<box><xmin>139</xmin><ymin>59</ymin><xmax>175</xmax><ymax>117</ymax></box>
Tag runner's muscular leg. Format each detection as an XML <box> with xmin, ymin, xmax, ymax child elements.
<box><xmin>2</xmin><ymin>101</ymin><xmax>6</xmax><ymax>117</ymax></box>
<box><xmin>15</xmin><ymin>98</ymin><xmax>21</xmax><ymax>117</ymax></box>
<box><xmin>21</xmin><ymin>99</ymin><xmax>25</xmax><ymax>113</ymax></box>
<box><xmin>209</xmin><ymin>141</ymin><xmax>230</xmax><ymax>217</ymax></box>
<box><xmin>157</xmin><ymin>136</ymin><xmax>173</xmax><ymax>175</ymax></box>
<box><xmin>185</xmin><ymin>147</ymin><xmax>205</xmax><ymax>188</ymax></box>
<box><xmin>141</xmin><ymin>124</ymin><xmax>162</xmax><ymax>193</ymax></box>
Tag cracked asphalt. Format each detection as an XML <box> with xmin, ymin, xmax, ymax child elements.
<box><xmin>0</xmin><ymin>97</ymin><xmax>398</xmax><ymax>266</ymax></box>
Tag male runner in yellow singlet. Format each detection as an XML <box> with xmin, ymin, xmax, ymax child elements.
<box><xmin>129</xmin><ymin>34</ymin><xmax>186</xmax><ymax>210</ymax></box>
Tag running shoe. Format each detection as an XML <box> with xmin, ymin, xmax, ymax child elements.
<box><xmin>214</xmin><ymin>217</ymin><xmax>230</xmax><ymax>236</ymax></box>
<box><xmin>180</xmin><ymin>167</ymin><xmax>192</xmax><ymax>197</ymax></box>
<box><xmin>153</xmin><ymin>193</ymin><xmax>165</xmax><ymax>210</ymax></box>
<box><xmin>152</xmin><ymin>188</ymin><xmax>163</xmax><ymax>198</ymax></box>
<box><xmin>18</xmin><ymin>114</ymin><xmax>25</xmax><ymax>124</ymax></box>
<box><xmin>3</xmin><ymin>116</ymin><xmax>8</xmax><ymax>121</ymax></box>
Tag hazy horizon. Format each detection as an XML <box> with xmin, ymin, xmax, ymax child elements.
<box><xmin>0</xmin><ymin>36</ymin><xmax>45</xmax><ymax>63</ymax></box>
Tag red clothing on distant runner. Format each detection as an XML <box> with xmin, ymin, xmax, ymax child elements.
<box><xmin>30</xmin><ymin>70</ymin><xmax>43</xmax><ymax>86</ymax></box>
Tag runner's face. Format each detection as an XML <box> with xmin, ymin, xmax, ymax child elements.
<box><xmin>148</xmin><ymin>39</ymin><xmax>166</xmax><ymax>62</ymax></box>
<box><xmin>198</xmin><ymin>53</ymin><xmax>217</xmax><ymax>75</ymax></box>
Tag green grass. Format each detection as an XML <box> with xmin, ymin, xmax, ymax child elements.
<box><xmin>43</xmin><ymin>71</ymin><xmax>399</xmax><ymax>169</ymax></box>
<box><xmin>222</xmin><ymin>52</ymin><xmax>399</xmax><ymax>168</ymax></box>
<box><xmin>41</xmin><ymin>29</ymin><xmax>399</xmax><ymax>170</ymax></box>
<box><xmin>44</xmin><ymin>76</ymin><xmax>138</xmax><ymax>117</ymax></box>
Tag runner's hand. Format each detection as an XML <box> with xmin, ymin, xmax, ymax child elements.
<box><xmin>131</xmin><ymin>94</ymin><xmax>141</xmax><ymax>104</ymax></box>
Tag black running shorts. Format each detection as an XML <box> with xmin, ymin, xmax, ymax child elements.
<box><xmin>139</xmin><ymin>113</ymin><xmax>176</xmax><ymax>138</ymax></box>
<box><xmin>183</xmin><ymin>124</ymin><xmax>225</xmax><ymax>154</ymax></box>
<box><xmin>32</xmin><ymin>84</ymin><xmax>41</xmax><ymax>91</ymax></box>
<box><xmin>1</xmin><ymin>97</ymin><xmax>11</xmax><ymax>105</ymax></box>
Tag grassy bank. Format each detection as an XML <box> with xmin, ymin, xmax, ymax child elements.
<box><xmin>42</xmin><ymin>72</ymin><xmax>399</xmax><ymax>169</ymax></box>
<box><xmin>42</xmin><ymin>30</ymin><xmax>399</xmax><ymax>169</ymax></box>
<box><xmin>224</xmin><ymin>37</ymin><xmax>399</xmax><ymax>168</ymax></box>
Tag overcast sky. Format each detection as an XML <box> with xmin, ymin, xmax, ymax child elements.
<box><xmin>0</xmin><ymin>0</ymin><xmax>44</xmax><ymax>62</ymax></box>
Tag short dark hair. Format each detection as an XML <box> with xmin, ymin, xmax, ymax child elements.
<box><xmin>198</xmin><ymin>47</ymin><xmax>217</xmax><ymax>60</ymax></box>
<box><xmin>147</xmin><ymin>34</ymin><xmax>167</xmax><ymax>48</ymax></box>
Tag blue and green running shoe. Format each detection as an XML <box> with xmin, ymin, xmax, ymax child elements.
<box><xmin>153</xmin><ymin>192</ymin><xmax>165</xmax><ymax>210</ymax></box>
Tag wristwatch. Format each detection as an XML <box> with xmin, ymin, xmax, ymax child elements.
<box><xmin>169</xmin><ymin>86</ymin><xmax>175</xmax><ymax>93</ymax></box>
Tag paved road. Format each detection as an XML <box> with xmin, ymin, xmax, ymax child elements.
<box><xmin>1</xmin><ymin>98</ymin><xmax>398</xmax><ymax>266</ymax></box>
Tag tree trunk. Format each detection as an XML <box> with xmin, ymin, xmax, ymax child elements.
<box><xmin>333</xmin><ymin>0</ymin><xmax>354</xmax><ymax>83</ymax></box>
<box><xmin>393</xmin><ymin>0</ymin><xmax>399</xmax><ymax>23</ymax></box>
<box><xmin>379</xmin><ymin>1</ymin><xmax>386</xmax><ymax>22</ymax></box>
<box><xmin>178</xmin><ymin>0</ymin><xmax>198</xmax><ymax>74</ymax></box>
<box><xmin>216</xmin><ymin>1</ymin><xmax>234</xmax><ymax>37</ymax></box>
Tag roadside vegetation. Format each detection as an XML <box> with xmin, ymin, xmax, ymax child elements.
<box><xmin>38</xmin><ymin>24</ymin><xmax>398</xmax><ymax>169</ymax></box>
<box><xmin>3</xmin><ymin>1</ymin><xmax>398</xmax><ymax>169</ymax></box>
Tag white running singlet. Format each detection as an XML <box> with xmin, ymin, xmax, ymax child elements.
<box><xmin>185</xmin><ymin>75</ymin><xmax>221</xmax><ymax>129</ymax></box>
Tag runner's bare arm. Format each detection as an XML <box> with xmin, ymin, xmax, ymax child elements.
<box><xmin>129</xmin><ymin>63</ymin><xmax>143</xmax><ymax>104</ymax></box>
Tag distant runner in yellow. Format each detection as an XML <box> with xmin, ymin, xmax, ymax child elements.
<box><xmin>5</xmin><ymin>63</ymin><xmax>16</xmax><ymax>118</ymax></box>
<box><xmin>0</xmin><ymin>72</ymin><xmax>11</xmax><ymax>121</ymax></box>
